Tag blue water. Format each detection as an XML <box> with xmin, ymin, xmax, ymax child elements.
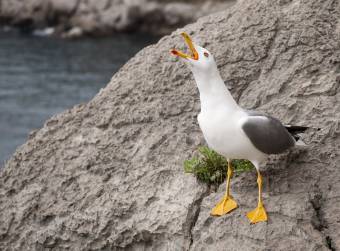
<box><xmin>0</xmin><ymin>31</ymin><xmax>158</xmax><ymax>165</ymax></box>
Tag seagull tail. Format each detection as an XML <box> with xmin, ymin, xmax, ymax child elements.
<box><xmin>295</xmin><ymin>139</ymin><xmax>307</xmax><ymax>146</ymax></box>
<box><xmin>284</xmin><ymin>125</ymin><xmax>321</xmax><ymax>145</ymax></box>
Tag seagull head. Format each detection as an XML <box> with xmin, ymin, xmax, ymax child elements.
<box><xmin>171</xmin><ymin>32</ymin><xmax>217</xmax><ymax>75</ymax></box>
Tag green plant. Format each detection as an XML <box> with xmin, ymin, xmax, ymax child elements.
<box><xmin>184</xmin><ymin>146</ymin><xmax>254</xmax><ymax>185</ymax></box>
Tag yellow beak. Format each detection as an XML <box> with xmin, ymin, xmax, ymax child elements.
<box><xmin>171</xmin><ymin>32</ymin><xmax>199</xmax><ymax>60</ymax></box>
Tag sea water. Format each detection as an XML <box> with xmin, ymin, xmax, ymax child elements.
<box><xmin>0</xmin><ymin>30</ymin><xmax>158</xmax><ymax>165</ymax></box>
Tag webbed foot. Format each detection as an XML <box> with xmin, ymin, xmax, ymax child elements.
<box><xmin>211</xmin><ymin>196</ymin><xmax>238</xmax><ymax>216</ymax></box>
<box><xmin>246</xmin><ymin>202</ymin><xmax>268</xmax><ymax>224</ymax></box>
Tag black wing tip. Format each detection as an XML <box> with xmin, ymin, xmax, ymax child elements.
<box><xmin>285</xmin><ymin>125</ymin><xmax>321</xmax><ymax>133</ymax></box>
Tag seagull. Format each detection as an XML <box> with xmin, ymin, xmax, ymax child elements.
<box><xmin>171</xmin><ymin>32</ymin><xmax>308</xmax><ymax>224</ymax></box>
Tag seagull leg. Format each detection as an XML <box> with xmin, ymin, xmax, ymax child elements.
<box><xmin>246</xmin><ymin>170</ymin><xmax>268</xmax><ymax>224</ymax></box>
<box><xmin>211</xmin><ymin>159</ymin><xmax>238</xmax><ymax>216</ymax></box>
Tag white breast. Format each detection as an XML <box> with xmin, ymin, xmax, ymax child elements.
<box><xmin>197</xmin><ymin>108</ymin><xmax>267</xmax><ymax>163</ymax></box>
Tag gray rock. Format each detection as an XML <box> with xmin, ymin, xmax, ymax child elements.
<box><xmin>0</xmin><ymin>0</ymin><xmax>236</xmax><ymax>36</ymax></box>
<box><xmin>1</xmin><ymin>0</ymin><xmax>340</xmax><ymax>250</ymax></box>
<box><xmin>49</xmin><ymin>0</ymin><xmax>79</xmax><ymax>16</ymax></box>
<box><xmin>1</xmin><ymin>0</ymin><xmax>49</xmax><ymax>26</ymax></box>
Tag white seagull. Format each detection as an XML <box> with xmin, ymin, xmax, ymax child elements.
<box><xmin>171</xmin><ymin>32</ymin><xmax>308</xmax><ymax>224</ymax></box>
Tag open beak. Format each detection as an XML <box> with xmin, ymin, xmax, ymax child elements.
<box><xmin>171</xmin><ymin>32</ymin><xmax>199</xmax><ymax>60</ymax></box>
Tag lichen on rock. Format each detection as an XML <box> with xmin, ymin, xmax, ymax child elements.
<box><xmin>1</xmin><ymin>0</ymin><xmax>340</xmax><ymax>250</ymax></box>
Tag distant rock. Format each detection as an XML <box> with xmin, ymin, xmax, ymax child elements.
<box><xmin>61</xmin><ymin>26</ymin><xmax>83</xmax><ymax>39</ymax></box>
<box><xmin>0</xmin><ymin>0</ymin><xmax>236</xmax><ymax>36</ymax></box>
<box><xmin>33</xmin><ymin>27</ymin><xmax>55</xmax><ymax>37</ymax></box>
<box><xmin>1</xmin><ymin>0</ymin><xmax>340</xmax><ymax>250</ymax></box>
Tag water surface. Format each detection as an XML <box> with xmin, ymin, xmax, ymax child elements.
<box><xmin>0</xmin><ymin>31</ymin><xmax>158</xmax><ymax>165</ymax></box>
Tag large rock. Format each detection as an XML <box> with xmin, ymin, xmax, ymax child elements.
<box><xmin>1</xmin><ymin>0</ymin><xmax>340</xmax><ymax>250</ymax></box>
<box><xmin>0</xmin><ymin>0</ymin><xmax>236</xmax><ymax>36</ymax></box>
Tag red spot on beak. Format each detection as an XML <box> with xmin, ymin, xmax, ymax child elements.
<box><xmin>171</xmin><ymin>49</ymin><xmax>179</xmax><ymax>56</ymax></box>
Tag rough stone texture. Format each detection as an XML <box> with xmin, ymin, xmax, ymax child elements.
<box><xmin>1</xmin><ymin>0</ymin><xmax>340</xmax><ymax>250</ymax></box>
<box><xmin>0</xmin><ymin>0</ymin><xmax>236</xmax><ymax>36</ymax></box>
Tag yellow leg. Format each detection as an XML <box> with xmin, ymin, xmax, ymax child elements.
<box><xmin>246</xmin><ymin>170</ymin><xmax>268</xmax><ymax>224</ymax></box>
<box><xmin>211</xmin><ymin>159</ymin><xmax>238</xmax><ymax>216</ymax></box>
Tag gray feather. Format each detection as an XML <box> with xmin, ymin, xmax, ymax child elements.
<box><xmin>242</xmin><ymin>111</ymin><xmax>295</xmax><ymax>154</ymax></box>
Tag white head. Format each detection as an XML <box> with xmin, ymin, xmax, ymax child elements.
<box><xmin>171</xmin><ymin>32</ymin><xmax>218</xmax><ymax>78</ymax></box>
<box><xmin>171</xmin><ymin>32</ymin><xmax>238</xmax><ymax>109</ymax></box>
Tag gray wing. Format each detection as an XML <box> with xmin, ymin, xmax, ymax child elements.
<box><xmin>242</xmin><ymin>111</ymin><xmax>295</xmax><ymax>154</ymax></box>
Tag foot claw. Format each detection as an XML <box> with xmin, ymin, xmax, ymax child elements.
<box><xmin>246</xmin><ymin>203</ymin><xmax>268</xmax><ymax>224</ymax></box>
<box><xmin>211</xmin><ymin>196</ymin><xmax>238</xmax><ymax>216</ymax></box>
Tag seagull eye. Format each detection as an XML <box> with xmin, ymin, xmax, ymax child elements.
<box><xmin>204</xmin><ymin>52</ymin><xmax>209</xmax><ymax>58</ymax></box>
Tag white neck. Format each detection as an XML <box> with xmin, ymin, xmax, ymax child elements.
<box><xmin>191</xmin><ymin>66</ymin><xmax>240</xmax><ymax>113</ymax></box>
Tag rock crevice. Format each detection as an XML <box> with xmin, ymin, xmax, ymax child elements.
<box><xmin>310</xmin><ymin>185</ymin><xmax>337</xmax><ymax>251</ymax></box>
<box><xmin>185</xmin><ymin>186</ymin><xmax>210</xmax><ymax>251</ymax></box>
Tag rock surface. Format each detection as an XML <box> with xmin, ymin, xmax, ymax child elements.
<box><xmin>1</xmin><ymin>0</ymin><xmax>340</xmax><ymax>250</ymax></box>
<box><xmin>0</xmin><ymin>0</ymin><xmax>236</xmax><ymax>36</ymax></box>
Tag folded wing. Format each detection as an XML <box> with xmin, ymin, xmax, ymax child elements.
<box><xmin>242</xmin><ymin>112</ymin><xmax>296</xmax><ymax>155</ymax></box>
